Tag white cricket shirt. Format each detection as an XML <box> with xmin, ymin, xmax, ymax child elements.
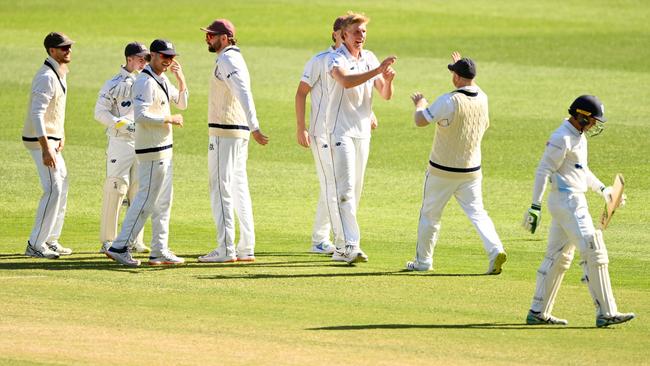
<box><xmin>300</xmin><ymin>46</ymin><xmax>335</xmax><ymax>138</ymax></box>
<box><xmin>326</xmin><ymin>45</ymin><xmax>380</xmax><ymax>138</ymax></box>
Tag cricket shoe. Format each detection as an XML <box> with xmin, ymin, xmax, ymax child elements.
<box><xmin>105</xmin><ymin>246</ymin><xmax>141</xmax><ymax>267</ymax></box>
<box><xmin>331</xmin><ymin>248</ymin><xmax>346</xmax><ymax>262</ymax></box>
<box><xmin>148</xmin><ymin>250</ymin><xmax>185</xmax><ymax>266</ymax></box>
<box><xmin>486</xmin><ymin>250</ymin><xmax>507</xmax><ymax>275</ymax></box>
<box><xmin>198</xmin><ymin>249</ymin><xmax>237</xmax><ymax>263</ymax></box>
<box><xmin>99</xmin><ymin>241</ymin><xmax>112</xmax><ymax>254</ymax></box>
<box><xmin>526</xmin><ymin>310</ymin><xmax>568</xmax><ymax>325</ymax></box>
<box><xmin>311</xmin><ymin>242</ymin><xmax>336</xmax><ymax>254</ymax></box>
<box><xmin>341</xmin><ymin>245</ymin><xmax>368</xmax><ymax>264</ymax></box>
<box><xmin>405</xmin><ymin>259</ymin><xmax>432</xmax><ymax>272</ymax></box>
<box><xmin>25</xmin><ymin>241</ymin><xmax>60</xmax><ymax>259</ymax></box>
<box><xmin>596</xmin><ymin>312</ymin><xmax>636</xmax><ymax>328</ymax></box>
<box><xmin>46</xmin><ymin>241</ymin><xmax>72</xmax><ymax>256</ymax></box>
<box><xmin>236</xmin><ymin>252</ymin><xmax>256</xmax><ymax>262</ymax></box>
<box><xmin>129</xmin><ymin>241</ymin><xmax>151</xmax><ymax>253</ymax></box>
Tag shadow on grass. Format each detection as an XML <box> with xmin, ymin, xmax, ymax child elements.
<box><xmin>307</xmin><ymin>323</ymin><xmax>595</xmax><ymax>330</ymax></box>
<box><xmin>196</xmin><ymin>270</ymin><xmax>403</xmax><ymax>280</ymax></box>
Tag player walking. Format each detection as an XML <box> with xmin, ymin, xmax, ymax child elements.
<box><xmin>523</xmin><ymin>95</ymin><xmax>635</xmax><ymax>327</ymax></box>
<box><xmin>294</xmin><ymin>16</ymin><xmax>346</xmax><ymax>255</ymax></box>
<box><xmin>105</xmin><ymin>39</ymin><xmax>188</xmax><ymax>267</ymax></box>
<box><xmin>22</xmin><ymin>32</ymin><xmax>75</xmax><ymax>259</ymax></box>
<box><xmin>198</xmin><ymin>19</ymin><xmax>269</xmax><ymax>263</ymax></box>
<box><xmin>405</xmin><ymin>52</ymin><xmax>507</xmax><ymax>274</ymax></box>
<box><xmin>327</xmin><ymin>12</ymin><xmax>396</xmax><ymax>264</ymax></box>
<box><xmin>94</xmin><ymin>42</ymin><xmax>150</xmax><ymax>254</ymax></box>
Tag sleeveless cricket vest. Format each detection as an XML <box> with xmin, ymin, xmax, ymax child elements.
<box><xmin>22</xmin><ymin>62</ymin><xmax>67</xmax><ymax>150</ymax></box>
<box><xmin>208</xmin><ymin>62</ymin><xmax>249</xmax><ymax>140</ymax></box>
<box><xmin>428</xmin><ymin>91</ymin><xmax>488</xmax><ymax>179</ymax></box>
<box><xmin>134</xmin><ymin>73</ymin><xmax>173</xmax><ymax>161</ymax></box>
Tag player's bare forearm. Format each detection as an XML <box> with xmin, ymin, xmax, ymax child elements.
<box><xmin>332</xmin><ymin>67</ymin><xmax>380</xmax><ymax>89</ymax></box>
<box><xmin>295</xmin><ymin>82</ymin><xmax>311</xmax><ymax>147</ymax></box>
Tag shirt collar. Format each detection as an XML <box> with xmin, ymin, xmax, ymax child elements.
<box><xmin>46</xmin><ymin>56</ymin><xmax>68</xmax><ymax>77</ymax></box>
<box><xmin>119</xmin><ymin>66</ymin><xmax>134</xmax><ymax>77</ymax></box>
<box><xmin>563</xmin><ymin>119</ymin><xmax>582</xmax><ymax>136</ymax></box>
<box><xmin>337</xmin><ymin>44</ymin><xmax>363</xmax><ymax>61</ymax></box>
<box><xmin>143</xmin><ymin>64</ymin><xmax>165</xmax><ymax>83</ymax></box>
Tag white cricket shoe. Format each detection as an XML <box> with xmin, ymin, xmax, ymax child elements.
<box><xmin>129</xmin><ymin>241</ymin><xmax>151</xmax><ymax>253</ymax></box>
<box><xmin>331</xmin><ymin>248</ymin><xmax>346</xmax><ymax>262</ymax></box>
<box><xmin>596</xmin><ymin>312</ymin><xmax>636</xmax><ymax>328</ymax></box>
<box><xmin>25</xmin><ymin>241</ymin><xmax>59</xmax><ymax>259</ymax></box>
<box><xmin>148</xmin><ymin>249</ymin><xmax>185</xmax><ymax>266</ymax></box>
<box><xmin>486</xmin><ymin>250</ymin><xmax>507</xmax><ymax>275</ymax></box>
<box><xmin>46</xmin><ymin>241</ymin><xmax>72</xmax><ymax>256</ymax></box>
<box><xmin>311</xmin><ymin>242</ymin><xmax>336</xmax><ymax>254</ymax></box>
<box><xmin>341</xmin><ymin>245</ymin><xmax>368</xmax><ymax>264</ymax></box>
<box><xmin>236</xmin><ymin>252</ymin><xmax>256</xmax><ymax>262</ymax></box>
<box><xmin>526</xmin><ymin>310</ymin><xmax>568</xmax><ymax>325</ymax></box>
<box><xmin>99</xmin><ymin>241</ymin><xmax>112</xmax><ymax>254</ymax></box>
<box><xmin>105</xmin><ymin>247</ymin><xmax>141</xmax><ymax>267</ymax></box>
<box><xmin>405</xmin><ymin>260</ymin><xmax>432</xmax><ymax>272</ymax></box>
<box><xmin>198</xmin><ymin>249</ymin><xmax>237</xmax><ymax>263</ymax></box>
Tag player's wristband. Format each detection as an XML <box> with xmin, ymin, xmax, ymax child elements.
<box><xmin>531</xmin><ymin>203</ymin><xmax>541</xmax><ymax>210</ymax></box>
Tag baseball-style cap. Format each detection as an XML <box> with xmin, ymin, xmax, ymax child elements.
<box><xmin>447</xmin><ymin>57</ymin><xmax>476</xmax><ymax>79</ymax></box>
<box><xmin>150</xmin><ymin>39</ymin><xmax>178</xmax><ymax>56</ymax></box>
<box><xmin>201</xmin><ymin>19</ymin><xmax>236</xmax><ymax>37</ymax></box>
<box><xmin>333</xmin><ymin>16</ymin><xmax>346</xmax><ymax>31</ymax></box>
<box><xmin>44</xmin><ymin>32</ymin><xmax>74</xmax><ymax>49</ymax></box>
<box><xmin>125</xmin><ymin>42</ymin><xmax>149</xmax><ymax>57</ymax></box>
<box><xmin>569</xmin><ymin>95</ymin><xmax>607</xmax><ymax>122</ymax></box>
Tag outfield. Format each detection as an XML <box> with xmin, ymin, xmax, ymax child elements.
<box><xmin>1</xmin><ymin>0</ymin><xmax>649</xmax><ymax>365</ymax></box>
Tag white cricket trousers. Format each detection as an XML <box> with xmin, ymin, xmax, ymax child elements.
<box><xmin>28</xmin><ymin>149</ymin><xmax>68</xmax><ymax>247</ymax></box>
<box><xmin>416</xmin><ymin>172</ymin><xmax>503</xmax><ymax>266</ymax></box>
<box><xmin>101</xmin><ymin>137</ymin><xmax>142</xmax><ymax>243</ymax></box>
<box><xmin>330</xmin><ymin>135</ymin><xmax>370</xmax><ymax>247</ymax></box>
<box><xmin>208</xmin><ymin>136</ymin><xmax>255</xmax><ymax>256</ymax></box>
<box><xmin>112</xmin><ymin>158</ymin><xmax>173</xmax><ymax>255</ymax></box>
<box><xmin>530</xmin><ymin>191</ymin><xmax>618</xmax><ymax>316</ymax></box>
<box><xmin>310</xmin><ymin>134</ymin><xmax>343</xmax><ymax>246</ymax></box>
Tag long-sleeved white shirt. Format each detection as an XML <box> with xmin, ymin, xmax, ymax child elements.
<box><xmin>94</xmin><ymin>67</ymin><xmax>136</xmax><ymax>141</ymax></box>
<box><xmin>22</xmin><ymin>57</ymin><xmax>68</xmax><ymax>149</ymax></box>
<box><xmin>531</xmin><ymin>119</ymin><xmax>605</xmax><ymax>205</ymax></box>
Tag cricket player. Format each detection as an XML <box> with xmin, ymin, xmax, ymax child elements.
<box><xmin>22</xmin><ymin>32</ymin><xmax>75</xmax><ymax>259</ymax></box>
<box><xmin>94</xmin><ymin>42</ymin><xmax>150</xmax><ymax>254</ymax></box>
<box><xmin>405</xmin><ymin>53</ymin><xmax>507</xmax><ymax>274</ymax></box>
<box><xmin>327</xmin><ymin>12</ymin><xmax>396</xmax><ymax>264</ymax></box>
<box><xmin>105</xmin><ymin>39</ymin><xmax>188</xmax><ymax>267</ymax></box>
<box><xmin>198</xmin><ymin>19</ymin><xmax>269</xmax><ymax>263</ymax></box>
<box><xmin>294</xmin><ymin>16</ymin><xmax>346</xmax><ymax>255</ymax></box>
<box><xmin>523</xmin><ymin>95</ymin><xmax>635</xmax><ymax>327</ymax></box>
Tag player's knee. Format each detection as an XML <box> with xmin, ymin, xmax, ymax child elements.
<box><xmin>104</xmin><ymin>177</ymin><xmax>128</xmax><ymax>195</ymax></box>
<box><xmin>582</xmin><ymin>232</ymin><xmax>609</xmax><ymax>266</ymax></box>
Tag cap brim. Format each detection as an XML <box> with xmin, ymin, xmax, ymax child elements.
<box><xmin>156</xmin><ymin>50</ymin><xmax>178</xmax><ymax>56</ymax></box>
<box><xmin>132</xmin><ymin>51</ymin><xmax>150</xmax><ymax>57</ymax></box>
<box><xmin>447</xmin><ymin>64</ymin><xmax>455</xmax><ymax>72</ymax></box>
<box><xmin>200</xmin><ymin>27</ymin><xmax>217</xmax><ymax>34</ymax></box>
<box><xmin>58</xmin><ymin>39</ymin><xmax>74</xmax><ymax>47</ymax></box>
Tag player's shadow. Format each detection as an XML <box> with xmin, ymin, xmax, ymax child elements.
<box><xmin>0</xmin><ymin>257</ymin><xmax>148</xmax><ymax>273</ymax></box>
<box><xmin>195</xmin><ymin>270</ymin><xmax>488</xmax><ymax>280</ymax></box>
<box><xmin>307</xmin><ymin>323</ymin><xmax>595</xmax><ymax>330</ymax></box>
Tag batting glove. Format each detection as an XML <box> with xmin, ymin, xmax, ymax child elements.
<box><xmin>600</xmin><ymin>186</ymin><xmax>627</xmax><ymax>208</ymax></box>
<box><xmin>110</xmin><ymin>75</ymin><xmax>135</xmax><ymax>99</ymax></box>
<box><xmin>522</xmin><ymin>203</ymin><xmax>542</xmax><ymax>234</ymax></box>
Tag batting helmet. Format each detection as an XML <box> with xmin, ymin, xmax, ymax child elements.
<box><xmin>568</xmin><ymin>95</ymin><xmax>607</xmax><ymax>122</ymax></box>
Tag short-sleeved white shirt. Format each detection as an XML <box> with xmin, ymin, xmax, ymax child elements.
<box><xmin>301</xmin><ymin>46</ymin><xmax>335</xmax><ymax>138</ymax></box>
<box><xmin>326</xmin><ymin>45</ymin><xmax>380</xmax><ymax>138</ymax></box>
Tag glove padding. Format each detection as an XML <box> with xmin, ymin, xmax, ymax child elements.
<box><xmin>114</xmin><ymin>119</ymin><xmax>135</xmax><ymax>134</ymax></box>
<box><xmin>600</xmin><ymin>186</ymin><xmax>627</xmax><ymax>208</ymax></box>
<box><xmin>110</xmin><ymin>75</ymin><xmax>135</xmax><ymax>99</ymax></box>
<box><xmin>522</xmin><ymin>204</ymin><xmax>542</xmax><ymax>234</ymax></box>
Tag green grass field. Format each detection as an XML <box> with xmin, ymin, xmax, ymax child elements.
<box><xmin>1</xmin><ymin>0</ymin><xmax>649</xmax><ymax>364</ymax></box>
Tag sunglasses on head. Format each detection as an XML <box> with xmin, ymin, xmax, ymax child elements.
<box><xmin>58</xmin><ymin>45</ymin><xmax>72</xmax><ymax>51</ymax></box>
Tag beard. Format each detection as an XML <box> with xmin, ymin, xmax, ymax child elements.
<box><xmin>208</xmin><ymin>44</ymin><xmax>216</xmax><ymax>53</ymax></box>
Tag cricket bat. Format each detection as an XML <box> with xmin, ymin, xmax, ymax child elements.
<box><xmin>599</xmin><ymin>174</ymin><xmax>625</xmax><ymax>230</ymax></box>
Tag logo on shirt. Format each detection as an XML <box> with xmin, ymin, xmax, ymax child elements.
<box><xmin>121</xmin><ymin>101</ymin><xmax>131</xmax><ymax>107</ymax></box>
<box><xmin>209</xmin><ymin>143</ymin><xmax>214</xmax><ymax>151</ymax></box>
<box><xmin>574</xmin><ymin>163</ymin><xmax>583</xmax><ymax>169</ymax></box>
<box><xmin>135</xmin><ymin>95</ymin><xmax>145</xmax><ymax>102</ymax></box>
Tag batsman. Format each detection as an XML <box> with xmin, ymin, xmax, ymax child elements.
<box><xmin>523</xmin><ymin>95</ymin><xmax>635</xmax><ymax>327</ymax></box>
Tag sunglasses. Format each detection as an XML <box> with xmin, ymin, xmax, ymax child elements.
<box><xmin>159</xmin><ymin>53</ymin><xmax>175</xmax><ymax>60</ymax></box>
<box><xmin>58</xmin><ymin>45</ymin><xmax>72</xmax><ymax>51</ymax></box>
